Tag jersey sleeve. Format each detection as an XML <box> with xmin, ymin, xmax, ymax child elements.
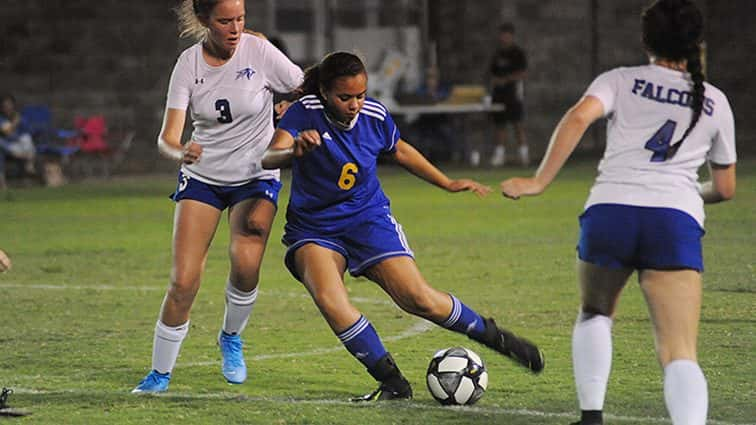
<box><xmin>708</xmin><ymin>93</ymin><xmax>737</xmax><ymax>165</ymax></box>
<box><xmin>260</xmin><ymin>39</ymin><xmax>304</xmax><ymax>94</ymax></box>
<box><xmin>382</xmin><ymin>111</ymin><xmax>401</xmax><ymax>153</ymax></box>
<box><xmin>276</xmin><ymin>101</ymin><xmax>309</xmax><ymax>139</ymax></box>
<box><xmin>584</xmin><ymin>69</ymin><xmax>619</xmax><ymax>116</ymax></box>
<box><xmin>165</xmin><ymin>51</ymin><xmax>193</xmax><ymax>110</ymax></box>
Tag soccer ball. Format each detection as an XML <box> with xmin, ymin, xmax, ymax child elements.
<box><xmin>426</xmin><ymin>346</ymin><xmax>488</xmax><ymax>405</ymax></box>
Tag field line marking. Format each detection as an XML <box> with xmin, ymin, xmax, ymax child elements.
<box><xmin>0</xmin><ymin>283</ymin><xmax>394</xmax><ymax>305</ymax></box>
<box><xmin>9</xmin><ymin>388</ymin><xmax>751</xmax><ymax>425</ymax></box>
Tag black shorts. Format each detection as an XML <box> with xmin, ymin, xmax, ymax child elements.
<box><xmin>490</xmin><ymin>99</ymin><xmax>523</xmax><ymax>125</ymax></box>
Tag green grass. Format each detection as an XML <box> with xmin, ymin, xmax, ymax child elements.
<box><xmin>0</xmin><ymin>160</ymin><xmax>754</xmax><ymax>424</ymax></box>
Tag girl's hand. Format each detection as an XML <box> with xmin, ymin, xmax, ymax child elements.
<box><xmin>182</xmin><ymin>140</ymin><xmax>203</xmax><ymax>164</ymax></box>
<box><xmin>446</xmin><ymin>179</ymin><xmax>492</xmax><ymax>197</ymax></box>
<box><xmin>293</xmin><ymin>130</ymin><xmax>321</xmax><ymax>157</ymax></box>
<box><xmin>500</xmin><ymin>177</ymin><xmax>545</xmax><ymax>200</ymax></box>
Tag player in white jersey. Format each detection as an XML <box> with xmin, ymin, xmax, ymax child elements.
<box><xmin>500</xmin><ymin>1</ymin><xmax>736</xmax><ymax>424</ymax></box>
<box><xmin>132</xmin><ymin>0</ymin><xmax>303</xmax><ymax>393</ymax></box>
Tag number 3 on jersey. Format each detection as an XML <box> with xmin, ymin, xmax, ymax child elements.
<box><xmin>215</xmin><ymin>99</ymin><xmax>233</xmax><ymax>123</ymax></box>
<box><xmin>644</xmin><ymin>119</ymin><xmax>677</xmax><ymax>162</ymax></box>
<box><xmin>338</xmin><ymin>162</ymin><xmax>358</xmax><ymax>190</ymax></box>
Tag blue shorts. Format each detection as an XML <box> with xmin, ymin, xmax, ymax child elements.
<box><xmin>577</xmin><ymin>204</ymin><xmax>705</xmax><ymax>272</ymax></box>
<box><xmin>282</xmin><ymin>212</ymin><xmax>415</xmax><ymax>281</ymax></box>
<box><xmin>170</xmin><ymin>171</ymin><xmax>282</xmax><ymax>211</ymax></box>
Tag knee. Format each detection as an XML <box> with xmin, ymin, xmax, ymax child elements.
<box><xmin>240</xmin><ymin>217</ymin><xmax>269</xmax><ymax>239</ymax></box>
<box><xmin>394</xmin><ymin>287</ymin><xmax>440</xmax><ymax>318</ymax></box>
<box><xmin>167</xmin><ymin>275</ymin><xmax>200</xmax><ymax>307</ymax></box>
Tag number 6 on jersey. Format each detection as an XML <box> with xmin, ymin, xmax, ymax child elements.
<box><xmin>338</xmin><ymin>162</ymin><xmax>358</xmax><ymax>190</ymax></box>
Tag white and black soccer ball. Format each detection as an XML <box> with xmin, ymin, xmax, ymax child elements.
<box><xmin>426</xmin><ymin>346</ymin><xmax>488</xmax><ymax>405</ymax></box>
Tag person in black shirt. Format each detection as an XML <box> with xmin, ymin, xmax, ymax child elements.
<box><xmin>485</xmin><ymin>23</ymin><xmax>529</xmax><ymax>167</ymax></box>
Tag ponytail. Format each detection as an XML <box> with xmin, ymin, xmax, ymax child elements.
<box><xmin>642</xmin><ymin>0</ymin><xmax>705</xmax><ymax>158</ymax></box>
<box><xmin>175</xmin><ymin>0</ymin><xmax>218</xmax><ymax>42</ymax></box>
<box><xmin>300</xmin><ymin>64</ymin><xmax>322</xmax><ymax>96</ymax></box>
<box><xmin>668</xmin><ymin>45</ymin><xmax>705</xmax><ymax>156</ymax></box>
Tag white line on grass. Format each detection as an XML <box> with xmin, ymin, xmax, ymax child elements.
<box><xmin>10</xmin><ymin>388</ymin><xmax>750</xmax><ymax>425</ymax></box>
<box><xmin>0</xmin><ymin>283</ymin><xmax>394</xmax><ymax>305</ymax></box>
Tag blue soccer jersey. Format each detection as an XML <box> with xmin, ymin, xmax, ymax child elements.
<box><xmin>277</xmin><ymin>95</ymin><xmax>401</xmax><ymax>233</ymax></box>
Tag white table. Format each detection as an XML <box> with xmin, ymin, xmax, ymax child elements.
<box><xmin>391</xmin><ymin>102</ymin><xmax>505</xmax><ymax>115</ymax></box>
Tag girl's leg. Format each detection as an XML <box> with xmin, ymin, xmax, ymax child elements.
<box><xmin>294</xmin><ymin>244</ymin><xmax>411</xmax><ymax>400</ymax></box>
<box><xmin>216</xmin><ymin>197</ymin><xmax>277</xmax><ymax>383</ymax></box>
<box><xmin>571</xmin><ymin>260</ymin><xmax>633</xmax><ymax>425</ymax></box>
<box><xmin>640</xmin><ymin>269</ymin><xmax>706</xmax><ymax>425</ymax></box>
<box><xmin>364</xmin><ymin>256</ymin><xmax>544</xmax><ymax>373</ymax></box>
<box><xmin>133</xmin><ymin>200</ymin><xmax>221</xmax><ymax>392</ymax></box>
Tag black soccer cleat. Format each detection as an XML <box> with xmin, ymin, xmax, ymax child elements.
<box><xmin>479</xmin><ymin>317</ymin><xmax>545</xmax><ymax>373</ymax></box>
<box><xmin>351</xmin><ymin>353</ymin><xmax>413</xmax><ymax>402</ymax></box>
<box><xmin>569</xmin><ymin>410</ymin><xmax>603</xmax><ymax>425</ymax></box>
<box><xmin>351</xmin><ymin>379</ymin><xmax>413</xmax><ymax>402</ymax></box>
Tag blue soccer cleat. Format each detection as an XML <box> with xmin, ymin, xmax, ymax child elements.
<box><xmin>218</xmin><ymin>331</ymin><xmax>247</xmax><ymax>384</ymax></box>
<box><xmin>131</xmin><ymin>370</ymin><xmax>171</xmax><ymax>393</ymax></box>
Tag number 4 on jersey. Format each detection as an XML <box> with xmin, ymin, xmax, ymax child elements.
<box><xmin>644</xmin><ymin>119</ymin><xmax>677</xmax><ymax>162</ymax></box>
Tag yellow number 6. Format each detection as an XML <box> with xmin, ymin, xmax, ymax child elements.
<box><xmin>338</xmin><ymin>162</ymin><xmax>358</xmax><ymax>190</ymax></box>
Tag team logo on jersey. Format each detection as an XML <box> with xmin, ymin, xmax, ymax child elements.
<box><xmin>322</xmin><ymin>132</ymin><xmax>333</xmax><ymax>141</ymax></box>
<box><xmin>236</xmin><ymin>67</ymin><xmax>256</xmax><ymax>80</ymax></box>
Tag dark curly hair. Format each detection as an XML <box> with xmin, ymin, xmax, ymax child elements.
<box><xmin>642</xmin><ymin>0</ymin><xmax>705</xmax><ymax>157</ymax></box>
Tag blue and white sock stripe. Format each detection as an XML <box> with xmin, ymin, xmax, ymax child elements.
<box><xmin>441</xmin><ymin>295</ymin><xmax>462</xmax><ymax>328</ymax></box>
<box><xmin>337</xmin><ymin>316</ymin><xmax>370</xmax><ymax>343</ymax></box>
<box><xmin>225</xmin><ymin>282</ymin><xmax>258</xmax><ymax>306</ymax></box>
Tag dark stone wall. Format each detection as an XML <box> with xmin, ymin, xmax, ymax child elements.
<box><xmin>431</xmin><ymin>0</ymin><xmax>755</xmax><ymax>157</ymax></box>
<box><xmin>0</xmin><ymin>1</ymin><xmax>751</xmax><ymax>173</ymax></box>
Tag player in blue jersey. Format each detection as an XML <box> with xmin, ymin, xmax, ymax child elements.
<box><xmin>500</xmin><ymin>1</ymin><xmax>736</xmax><ymax>424</ymax></box>
<box><xmin>132</xmin><ymin>0</ymin><xmax>303</xmax><ymax>393</ymax></box>
<box><xmin>262</xmin><ymin>51</ymin><xmax>545</xmax><ymax>401</ymax></box>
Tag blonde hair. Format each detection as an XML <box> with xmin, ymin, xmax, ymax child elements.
<box><xmin>175</xmin><ymin>0</ymin><xmax>215</xmax><ymax>42</ymax></box>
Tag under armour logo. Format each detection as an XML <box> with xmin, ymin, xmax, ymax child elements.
<box><xmin>264</xmin><ymin>190</ymin><xmax>273</xmax><ymax>198</ymax></box>
<box><xmin>195</xmin><ymin>78</ymin><xmax>205</xmax><ymax>84</ymax></box>
<box><xmin>236</xmin><ymin>67</ymin><xmax>256</xmax><ymax>80</ymax></box>
<box><xmin>355</xmin><ymin>352</ymin><xmax>369</xmax><ymax>359</ymax></box>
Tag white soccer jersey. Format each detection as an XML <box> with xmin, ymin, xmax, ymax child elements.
<box><xmin>584</xmin><ymin>64</ymin><xmax>736</xmax><ymax>227</ymax></box>
<box><xmin>166</xmin><ymin>33</ymin><xmax>303</xmax><ymax>185</ymax></box>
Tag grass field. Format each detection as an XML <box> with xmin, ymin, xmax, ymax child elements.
<box><xmin>1</xmin><ymin>160</ymin><xmax>753</xmax><ymax>424</ymax></box>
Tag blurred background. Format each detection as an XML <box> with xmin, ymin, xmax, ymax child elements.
<box><xmin>0</xmin><ymin>0</ymin><xmax>753</xmax><ymax>181</ymax></box>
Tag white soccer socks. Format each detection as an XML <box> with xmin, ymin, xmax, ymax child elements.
<box><xmin>152</xmin><ymin>320</ymin><xmax>189</xmax><ymax>374</ymax></box>
<box><xmin>572</xmin><ymin>312</ymin><xmax>613</xmax><ymax>411</ymax></box>
<box><xmin>222</xmin><ymin>281</ymin><xmax>258</xmax><ymax>335</ymax></box>
<box><xmin>664</xmin><ymin>359</ymin><xmax>708</xmax><ymax>425</ymax></box>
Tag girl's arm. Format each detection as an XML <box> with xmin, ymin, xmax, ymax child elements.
<box><xmin>392</xmin><ymin>139</ymin><xmax>491</xmax><ymax>196</ymax></box>
<box><xmin>261</xmin><ymin>129</ymin><xmax>321</xmax><ymax>169</ymax></box>
<box><xmin>500</xmin><ymin>95</ymin><xmax>604</xmax><ymax>199</ymax></box>
<box><xmin>156</xmin><ymin>108</ymin><xmax>202</xmax><ymax>164</ymax></box>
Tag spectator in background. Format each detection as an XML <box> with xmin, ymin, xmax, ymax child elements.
<box><xmin>403</xmin><ymin>65</ymin><xmax>454</xmax><ymax>161</ymax></box>
<box><xmin>478</xmin><ymin>23</ymin><xmax>529</xmax><ymax>167</ymax></box>
<box><xmin>0</xmin><ymin>94</ymin><xmax>37</xmax><ymax>177</ymax></box>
